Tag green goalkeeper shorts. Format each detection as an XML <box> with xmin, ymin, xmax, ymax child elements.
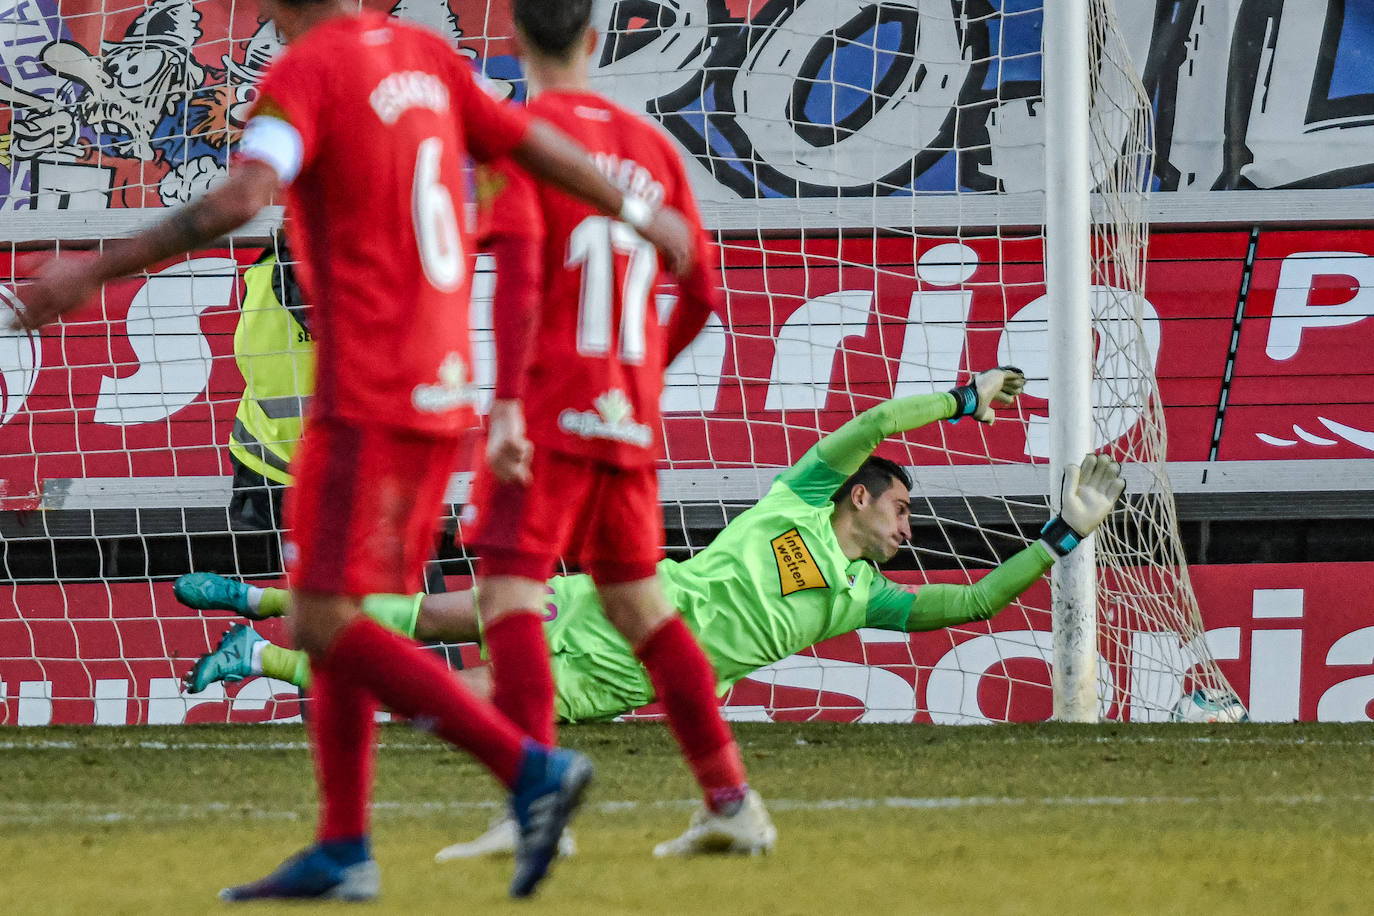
<box><xmin>543</xmin><ymin>573</ymin><xmax>656</xmax><ymax>723</ymax></box>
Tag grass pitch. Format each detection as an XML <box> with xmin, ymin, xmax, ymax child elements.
<box><xmin>3</xmin><ymin>722</ymin><xmax>1371</xmax><ymax>915</ymax></box>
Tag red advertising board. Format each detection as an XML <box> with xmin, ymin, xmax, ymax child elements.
<box><xmin>4</xmin><ymin>561</ymin><xmax>1372</xmax><ymax>725</ymax></box>
<box><xmin>2</xmin><ymin>248</ymin><xmax>257</xmax><ymax>506</ymax></box>
<box><xmin>5</xmin><ymin>227</ymin><xmax>1374</xmax><ymax>727</ymax></box>
<box><xmin>726</xmin><ymin>562</ymin><xmax>1374</xmax><ymax>725</ymax></box>
<box><xmin>1218</xmin><ymin>229</ymin><xmax>1374</xmax><ymax>459</ymax></box>
<box><xmin>0</xmin><ymin>228</ymin><xmax>1297</xmax><ymax>509</ymax></box>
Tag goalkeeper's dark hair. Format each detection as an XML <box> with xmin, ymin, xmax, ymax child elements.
<box><xmin>514</xmin><ymin>0</ymin><xmax>593</xmax><ymax>59</ymax></box>
<box><xmin>833</xmin><ymin>457</ymin><xmax>912</xmax><ymax>508</ymax></box>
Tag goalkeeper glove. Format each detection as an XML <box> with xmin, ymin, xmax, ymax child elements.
<box><xmin>948</xmin><ymin>366</ymin><xmax>1026</xmax><ymax>424</ymax></box>
<box><xmin>1040</xmin><ymin>453</ymin><xmax>1127</xmax><ymax>557</ymax></box>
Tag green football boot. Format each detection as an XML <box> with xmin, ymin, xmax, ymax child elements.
<box><xmin>184</xmin><ymin>624</ymin><xmax>265</xmax><ymax>694</ymax></box>
<box><xmin>174</xmin><ymin>573</ymin><xmax>267</xmax><ymax>619</ymax></box>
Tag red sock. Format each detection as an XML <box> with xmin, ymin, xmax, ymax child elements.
<box><xmin>309</xmin><ymin>661</ymin><xmax>378</xmax><ymax>842</ymax></box>
<box><xmin>484</xmin><ymin>611</ymin><xmax>557</xmax><ymax>746</ymax></box>
<box><xmin>634</xmin><ymin>616</ymin><xmax>748</xmax><ymax>811</ymax></box>
<box><xmin>328</xmin><ymin>617</ymin><xmax>528</xmax><ymax>787</ymax></box>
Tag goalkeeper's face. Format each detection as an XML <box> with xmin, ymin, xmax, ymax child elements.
<box><xmin>852</xmin><ymin>478</ymin><xmax>912</xmax><ymax>563</ymax></box>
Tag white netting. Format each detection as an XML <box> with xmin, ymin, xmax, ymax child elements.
<box><xmin>0</xmin><ymin>0</ymin><xmax>1238</xmax><ymax>725</ymax></box>
<box><xmin>1082</xmin><ymin>0</ymin><xmax>1236</xmax><ymax>720</ymax></box>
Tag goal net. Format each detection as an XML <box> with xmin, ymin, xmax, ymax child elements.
<box><xmin>0</xmin><ymin>0</ymin><xmax>1240</xmax><ymax>725</ymax></box>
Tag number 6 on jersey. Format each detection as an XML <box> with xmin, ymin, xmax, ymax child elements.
<box><xmin>413</xmin><ymin>136</ymin><xmax>464</xmax><ymax>293</ymax></box>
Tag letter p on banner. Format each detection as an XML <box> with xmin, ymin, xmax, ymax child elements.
<box><xmin>1266</xmin><ymin>252</ymin><xmax>1374</xmax><ymax>361</ymax></box>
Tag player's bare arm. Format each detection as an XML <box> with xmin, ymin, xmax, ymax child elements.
<box><xmin>510</xmin><ymin>119</ymin><xmax>695</xmax><ymax>277</ymax></box>
<box><xmin>11</xmin><ymin>160</ymin><xmax>279</xmax><ymax>331</ymax></box>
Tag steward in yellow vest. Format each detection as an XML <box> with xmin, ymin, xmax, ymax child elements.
<box><xmin>227</xmin><ymin>235</ymin><xmax>314</xmax><ymax>531</ymax></box>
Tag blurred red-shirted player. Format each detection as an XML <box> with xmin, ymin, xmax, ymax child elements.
<box><xmin>461</xmin><ymin>0</ymin><xmax>776</xmax><ymax>858</ymax></box>
<box><xmin>12</xmin><ymin>0</ymin><xmax>700</xmax><ymax>901</ymax></box>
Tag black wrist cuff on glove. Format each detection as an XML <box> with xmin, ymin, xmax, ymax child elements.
<box><xmin>946</xmin><ymin>383</ymin><xmax>978</xmax><ymax>424</ymax></box>
<box><xmin>1039</xmin><ymin>516</ymin><xmax>1083</xmax><ymax>557</ymax></box>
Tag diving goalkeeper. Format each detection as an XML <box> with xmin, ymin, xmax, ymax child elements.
<box><xmin>179</xmin><ymin>367</ymin><xmax>1123</xmax><ymax>857</ymax></box>
<box><xmin>180</xmin><ymin>366</ymin><xmax>1121</xmax><ymax>741</ymax></box>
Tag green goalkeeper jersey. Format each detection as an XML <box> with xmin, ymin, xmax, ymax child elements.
<box><xmin>542</xmin><ymin>391</ymin><xmax>1054</xmax><ymax>722</ymax></box>
<box><xmin>544</xmin><ymin>470</ymin><xmax>892</xmax><ymax>721</ymax></box>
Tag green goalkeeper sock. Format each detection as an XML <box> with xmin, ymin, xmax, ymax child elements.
<box><xmin>256</xmin><ymin>587</ymin><xmax>289</xmax><ymax>618</ymax></box>
<box><xmin>261</xmin><ymin>643</ymin><xmax>311</xmax><ymax>690</ymax></box>
<box><xmin>253</xmin><ymin>594</ymin><xmax>419</xmax><ymax>691</ymax></box>
<box><xmin>361</xmin><ymin>593</ymin><xmax>424</xmax><ymax>637</ymax></box>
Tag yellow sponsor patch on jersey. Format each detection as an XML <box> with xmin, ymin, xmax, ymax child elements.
<box><xmin>771</xmin><ymin>527</ymin><xmax>829</xmax><ymax>596</ymax></box>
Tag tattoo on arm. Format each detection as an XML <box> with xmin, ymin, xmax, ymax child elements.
<box><xmin>165</xmin><ymin>200</ymin><xmax>214</xmax><ymax>252</ymax></box>
<box><xmin>97</xmin><ymin>199</ymin><xmax>219</xmax><ymax>282</ymax></box>
<box><xmin>93</xmin><ymin>170</ymin><xmax>267</xmax><ymax>282</ymax></box>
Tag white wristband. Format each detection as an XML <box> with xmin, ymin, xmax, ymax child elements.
<box><xmin>619</xmin><ymin>195</ymin><xmax>653</xmax><ymax>230</ymax></box>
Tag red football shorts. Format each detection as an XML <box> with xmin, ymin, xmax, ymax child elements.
<box><xmin>465</xmin><ymin>449</ymin><xmax>662</xmax><ymax>584</ymax></box>
<box><xmin>284</xmin><ymin>417</ymin><xmax>460</xmax><ymax>596</ymax></box>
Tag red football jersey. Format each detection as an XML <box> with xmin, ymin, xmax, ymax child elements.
<box><xmin>243</xmin><ymin>11</ymin><xmax>530</xmax><ymax>435</ymax></box>
<box><xmin>480</xmin><ymin>89</ymin><xmax>721</xmax><ymax>467</ymax></box>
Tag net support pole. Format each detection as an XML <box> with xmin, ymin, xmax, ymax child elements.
<box><xmin>1044</xmin><ymin>0</ymin><xmax>1098</xmax><ymax>722</ymax></box>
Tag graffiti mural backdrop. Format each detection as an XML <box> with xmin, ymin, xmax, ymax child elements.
<box><xmin>1</xmin><ymin>0</ymin><xmax>1372</xmax><ymax>212</ymax></box>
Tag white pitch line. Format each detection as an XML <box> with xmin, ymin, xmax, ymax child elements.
<box><xmin>1079</xmin><ymin>734</ymin><xmax>1374</xmax><ymax>747</ymax></box>
<box><xmin>5</xmin><ymin>733</ymin><xmax>1374</xmax><ymax>753</ymax></box>
<box><xmin>3</xmin><ymin>794</ymin><xmax>1371</xmax><ymax>827</ymax></box>
<box><xmin>0</xmin><ymin>740</ymin><xmax>443</xmax><ymax>752</ymax></box>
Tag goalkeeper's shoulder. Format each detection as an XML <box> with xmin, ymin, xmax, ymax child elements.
<box><xmin>771</xmin><ymin>447</ymin><xmax>847</xmax><ymax>507</ymax></box>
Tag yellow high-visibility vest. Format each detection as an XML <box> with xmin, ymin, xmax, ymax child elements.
<box><xmin>227</xmin><ymin>252</ymin><xmax>314</xmax><ymax>486</ymax></box>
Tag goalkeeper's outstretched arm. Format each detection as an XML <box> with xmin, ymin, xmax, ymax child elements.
<box><xmin>814</xmin><ymin>367</ymin><xmax>1026</xmax><ymax>477</ymax></box>
<box><xmin>866</xmin><ymin>453</ymin><xmax>1127</xmax><ymax>632</ymax></box>
<box><xmin>776</xmin><ymin>367</ymin><xmax>1026</xmax><ymax>506</ymax></box>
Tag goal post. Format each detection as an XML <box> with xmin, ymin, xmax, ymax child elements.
<box><xmin>1043</xmin><ymin>0</ymin><xmax>1098</xmax><ymax>722</ymax></box>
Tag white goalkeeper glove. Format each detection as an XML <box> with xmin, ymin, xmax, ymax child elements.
<box><xmin>948</xmin><ymin>366</ymin><xmax>1026</xmax><ymax>424</ymax></box>
<box><xmin>1039</xmin><ymin>453</ymin><xmax>1127</xmax><ymax>557</ymax></box>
